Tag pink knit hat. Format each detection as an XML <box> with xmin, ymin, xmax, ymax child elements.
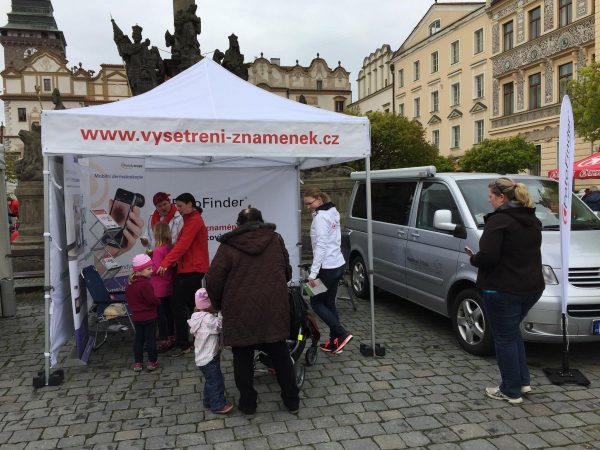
<box><xmin>195</xmin><ymin>288</ymin><xmax>211</xmax><ymax>310</ymax></box>
<box><xmin>132</xmin><ymin>254</ymin><xmax>152</xmax><ymax>272</ymax></box>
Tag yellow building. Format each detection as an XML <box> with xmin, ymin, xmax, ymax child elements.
<box><xmin>389</xmin><ymin>2</ymin><xmax>490</xmax><ymax>157</ymax></box>
<box><xmin>487</xmin><ymin>0</ymin><xmax>596</xmax><ymax>178</ymax></box>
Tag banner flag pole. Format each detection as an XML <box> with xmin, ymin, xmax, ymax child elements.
<box><xmin>543</xmin><ymin>95</ymin><xmax>589</xmax><ymax>386</ymax></box>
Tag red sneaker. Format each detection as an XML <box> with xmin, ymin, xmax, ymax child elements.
<box><xmin>213</xmin><ymin>402</ymin><xmax>233</xmax><ymax>414</ymax></box>
<box><xmin>133</xmin><ymin>363</ymin><xmax>143</xmax><ymax>372</ymax></box>
<box><xmin>146</xmin><ymin>360</ymin><xmax>159</xmax><ymax>371</ymax></box>
<box><xmin>333</xmin><ymin>334</ymin><xmax>353</xmax><ymax>354</ymax></box>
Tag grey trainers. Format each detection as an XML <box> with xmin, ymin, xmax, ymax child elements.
<box><xmin>521</xmin><ymin>385</ymin><xmax>532</xmax><ymax>394</ymax></box>
<box><xmin>485</xmin><ymin>386</ymin><xmax>523</xmax><ymax>404</ymax></box>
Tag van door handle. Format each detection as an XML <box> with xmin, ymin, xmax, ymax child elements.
<box><xmin>397</xmin><ymin>229</ymin><xmax>405</xmax><ymax>237</ymax></box>
<box><xmin>411</xmin><ymin>231</ymin><xmax>420</xmax><ymax>238</ymax></box>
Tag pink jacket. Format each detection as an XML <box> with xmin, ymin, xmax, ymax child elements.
<box><xmin>150</xmin><ymin>244</ymin><xmax>174</xmax><ymax>298</ymax></box>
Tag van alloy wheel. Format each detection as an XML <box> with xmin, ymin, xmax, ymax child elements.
<box><xmin>451</xmin><ymin>288</ymin><xmax>494</xmax><ymax>356</ymax></box>
<box><xmin>350</xmin><ymin>256</ymin><xmax>368</xmax><ymax>298</ymax></box>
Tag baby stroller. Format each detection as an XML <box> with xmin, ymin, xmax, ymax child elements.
<box><xmin>255</xmin><ymin>286</ymin><xmax>320</xmax><ymax>388</ymax></box>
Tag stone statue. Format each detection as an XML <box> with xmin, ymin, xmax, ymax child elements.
<box><xmin>212</xmin><ymin>48</ymin><xmax>225</xmax><ymax>65</ymax></box>
<box><xmin>51</xmin><ymin>88</ymin><xmax>66</xmax><ymax>110</ymax></box>
<box><xmin>298</xmin><ymin>95</ymin><xmax>307</xmax><ymax>104</ymax></box>
<box><xmin>112</xmin><ymin>19</ymin><xmax>163</xmax><ymax>95</ymax></box>
<box><xmin>15</xmin><ymin>124</ymin><xmax>43</xmax><ymax>181</ymax></box>
<box><xmin>220</xmin><ymin>34</ymin><xmax>250</xmax><ymax>81</ymax></box>
<box><xmin>165</xmin><ymin>3</ymin><xmax>202</xmax><ymax>73</ymax></box>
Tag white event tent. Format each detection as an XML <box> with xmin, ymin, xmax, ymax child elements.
<box><xmin>40</xmin><ymin>58</ymin><xmax>376</xmax><ymax>384</ymax></box>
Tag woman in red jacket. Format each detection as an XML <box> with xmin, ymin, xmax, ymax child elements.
<box><xmin>157</xmin><ymin>193</ymin><xmax>209</xmax><ymax>357</ymax></box>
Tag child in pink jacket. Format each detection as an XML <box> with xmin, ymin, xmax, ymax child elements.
<box><xmin>150</xmin><ymin>222</ymin><xmax>175</xmax><ymax>352</ymax></box>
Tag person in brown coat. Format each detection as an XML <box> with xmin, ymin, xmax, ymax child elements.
<box><xmin>206</xmin><ymin>207</ymin><xmax>300</xmax><ymax>415</ymax></box>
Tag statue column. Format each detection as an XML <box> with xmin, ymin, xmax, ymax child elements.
<box><xmin>174</xmin><ymin>0</ymin><xmax>195</xmax><ymax>14</ymax></box>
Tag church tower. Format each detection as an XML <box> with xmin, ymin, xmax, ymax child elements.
<box><xmin>0</xmin><ymin>0</ymin><xmax>66</xmax><ymax>71</ymax></box>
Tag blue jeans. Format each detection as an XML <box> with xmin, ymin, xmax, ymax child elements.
<box><xmin>483</xmin><ymin>290</ymin><xmax>542</xmax><ymax>398</ymax></box>
<box><xmin>199</xmin><ymin>355</ymin><xmax>227</xmax><ymax>411</ymax></box>
<box><xmin>310</xmin><ymin>265</ymin><xmax>347</xmax><ymax>339</ymax></box>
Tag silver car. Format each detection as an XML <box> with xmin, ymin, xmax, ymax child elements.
<box><xmin>346</xmin><ymin>168</ymin><xmax>600</xmax><ymax>355</ymax></box>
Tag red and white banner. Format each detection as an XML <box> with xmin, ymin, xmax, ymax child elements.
<box><xmin>558</xmin><ymin>96</ymin><xmax>574</xmax><ymax>315</ymax></box>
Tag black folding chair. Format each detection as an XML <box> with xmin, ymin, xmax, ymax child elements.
<box><xmin>81</xmin><ymin>265</ymin><xmax>134</xmax><ymax>349</ymax></box>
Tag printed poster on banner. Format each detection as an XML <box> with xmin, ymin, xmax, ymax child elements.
<box><xmin>83</xmin><ymin>156</ymin><xmax>146</xmax><ymax>291</ymax></box>
<box><xmin>63</xmin><ymin>156</ymin><xmax>93</xmax><ymax>361</ymax></box>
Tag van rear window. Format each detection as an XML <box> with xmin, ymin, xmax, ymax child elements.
<box><xmin>352</xmin><ymin>182</ymin><xmax>417</xmax><ymax>225</ymax></box>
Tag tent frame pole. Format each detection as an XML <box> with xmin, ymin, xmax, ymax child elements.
<box><xmin>365</xmin><ymin>157</ymin><xmax>377</xmax><ymax>356</ymax></box>
<box><xmin>33</xmin><ymin>155</ymin><xmax>63</xmax><ymax>388</ymax></box>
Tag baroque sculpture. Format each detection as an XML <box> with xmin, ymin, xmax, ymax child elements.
<box><xmin>112</xmin><ymin>19</ymin><xmax>164</xmax><ymax>95</ymax></box>
<box><xmin>51</xmin><ymin>88</ymin><xmax>66</xmax><ymax>110</ymax></box>
<box><xmin>215</xmin><ymin>34</ymin><xmax>250</xmax><ymax>81</ymax></box>
<box><xmin>15</xmin><ymin>123</ymin><xmax>43</xmax><ymax>181</ymax></box>
<box><xmin>165</xmin><ymin>3</ymin><xmax>202</xmax><ymax>74</ymax></box>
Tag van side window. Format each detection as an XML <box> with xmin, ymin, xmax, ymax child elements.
<box><xmin>416</xmin><ymin>182</ymin><xmax>463</xmax><ymax>232</ymax></box>
<box><xmin>352</xmin><ymin>181</ymin><xmax>417</xmax><ymax>225</ymax></box>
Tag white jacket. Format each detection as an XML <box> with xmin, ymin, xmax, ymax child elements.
<box><xmin>188</xmin><ymin>311</ymin><xmax>222</xmax><ymax>367</ymax></box>
<box><xmin>143</xmin><ymin>210</ymin><xmax>183</xmax><ymax>247</ymax></box>
<box><xmin>309</xmin><ymin>204</ymin><xmax>345</xmax><ymax>279</ymax></box>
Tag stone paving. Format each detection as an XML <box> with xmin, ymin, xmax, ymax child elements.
<box><xmin>1</xmin><ymin>288</ymin><xmax>599</xmax><ymax>449</ymax></box>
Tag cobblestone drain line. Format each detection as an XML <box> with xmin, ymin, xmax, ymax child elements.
<box><xmin>0</xmin><ymin>291</ymin><xmax>599</xmax><ymax>449</ymax></box>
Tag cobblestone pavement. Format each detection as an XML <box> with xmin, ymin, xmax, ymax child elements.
<box><xmin>1</xmin><ymin>288</ymin><xmax>599</xmax><ymax>450</ymax></box>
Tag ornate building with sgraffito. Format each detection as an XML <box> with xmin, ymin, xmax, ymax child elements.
<box><xmin>487</xmin><ymin>0</ymin><xmax>595</xmax><ymax>176</ymax></box>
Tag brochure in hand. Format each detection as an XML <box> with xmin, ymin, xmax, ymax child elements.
<box><xmin>302</xmin><ymin>278</ymin><xmax>328</xmax><ymax>297</ymax></box>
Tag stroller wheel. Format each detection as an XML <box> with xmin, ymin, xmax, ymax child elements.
<box><xmin>305</xmin><ymin>346</ymin><xmax>318</xmax><ymax>366</ymax></box>
<box><xmin>294</xmin><ymin>361</ymin><xmax>305</xmax><ymax>389</ymax></box>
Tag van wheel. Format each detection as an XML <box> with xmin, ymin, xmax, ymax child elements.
<box><xmin>451</xmin><ymin>289</ymin><xmax>494</xmax><ymax>356</ymax></box>
<box><xmin>350</xmin><ymin>256</ymin><xmax>369</xmax><ymax>298</ymax></box>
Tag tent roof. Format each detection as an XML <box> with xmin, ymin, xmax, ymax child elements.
<box><xmin>548</xmin><ymin>151</ymin><xmax>600</xmax><ymax>180</ymax></box>
<box><xmin>42</xmin><ymin>58</ymin><xmax>370</xmax><ymax>170</ymax></box>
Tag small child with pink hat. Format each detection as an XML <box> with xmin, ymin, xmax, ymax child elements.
<box><xmin>125</xmin><ymin>254</ymin><xmax>161</xmax><ymax>372</ymax></box>
<box><xmin>187</xmin><ymin>288</ymin><xmax>232</xmax><ymax>414</ymax></box>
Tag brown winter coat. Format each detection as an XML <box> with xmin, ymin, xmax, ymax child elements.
<box><xmin>205</xmin><ymin>222</ymin><xmax>292</xmax><ymax>347</ymax></box>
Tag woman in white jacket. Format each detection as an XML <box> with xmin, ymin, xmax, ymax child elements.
<box><xmin>303</xmin><ymin>187</ymin><xmax>353</xmax><ymax>354</ymax></box>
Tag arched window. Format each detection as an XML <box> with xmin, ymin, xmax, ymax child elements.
<box><xmin>429</xmin><ymin>20</ymin><xmax>441</xmax><ymax>36</ymax></box>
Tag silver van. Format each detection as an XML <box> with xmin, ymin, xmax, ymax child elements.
<box><xmin>346</xmin><ymin>166</ymin><xmax>600</xmax><ymax>355</ymax></box>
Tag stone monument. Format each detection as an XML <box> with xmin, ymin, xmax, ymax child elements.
<box><xmin>216</xmin><ymin>33</ymin><xmax>251</xmax><ymax>81</ymax></box>
<box><xmin>165</xmin><ymin>2</ymin><xmax>202</xmax><ymax>74</ymax></box>
<box><xmin>12</xmin><ymin>123</ymin><xmax>44</xmax><ymax>273</ymax></box>
<box><xmin>112</xmin><ymin>20</ymin><xmax>164</xmax><ymax>95</ymax></box>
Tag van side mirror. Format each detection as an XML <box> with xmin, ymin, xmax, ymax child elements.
<box><xmin>433</xmin><ymin>209</ymin><xmax>456</xmax><ymax>231</ymax></box>
<box><xmin>433</xmin><ymin>209</ymin><xmax>467</xmax><ymax>239</ymax></box>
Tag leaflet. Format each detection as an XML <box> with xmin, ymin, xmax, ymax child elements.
<box><xmin>302</xmin><ymin>278</ymin><xmax>328</xmax><ymax>296</ymax></box>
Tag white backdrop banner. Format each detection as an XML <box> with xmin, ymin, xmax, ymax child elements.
<box><xmin>558</xmin><ymin>96</ymin><xmax>575</xmax><ymax>315</ymax></box>
<box><xmin>144</xmin><ymin>166</ymin><xmax>300</xmax><ymax>280</ymax></box>
<box><xmin>49</xmin><ymin>157</ymin><xmax>72</xmax><ymax>366</ymax></box>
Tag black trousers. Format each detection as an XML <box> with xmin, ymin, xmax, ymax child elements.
<box><xmin>232</xmin><ymin>340</ymin><xmax>299</xmax><ymax>413</ymax></box>
<box><xmin>157</xmin><ymin>296</ymin><xmax>174</xmax><ymax>340</ymax></box>
<box><xmin>173</xmin><ymin>272</ymin><xmax>204</xmax><ymax>348</ymax></box>
<box><xmin>133</xmin><ymin>319</ymin><xmax>157</xmax><ymax>363</ymax></box>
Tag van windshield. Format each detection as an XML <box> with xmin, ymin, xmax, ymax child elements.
<box><xmin>456</xmin><ymin>178</ymin><xmax>600</xmax><ymax>230</ymax></box>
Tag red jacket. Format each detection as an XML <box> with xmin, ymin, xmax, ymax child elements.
<box><xmin>125</xmin><ymin>276</ymin><xmax>161</xmax><ymax>322</ymax></box>
<box><xmin>160</xmin><ymin>210</ymin><xmax>209</xmax><ymax>274</ymax></box>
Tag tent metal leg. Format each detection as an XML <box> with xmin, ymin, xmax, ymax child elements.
<box><xmin>33</xmin><ymin>155</ymin><xmax>64</xmax><ymax>388</ymax></box>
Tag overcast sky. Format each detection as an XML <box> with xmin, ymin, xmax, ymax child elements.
<box><xmin>1</xmin><ymin>0</ymin><xmax>481</xmax><ymax>123</ymax></box>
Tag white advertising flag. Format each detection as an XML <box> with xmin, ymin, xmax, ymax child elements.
<box><xmin>558</xmin><ymin>96</ymin><xmax>575</xmax><ymax>314</ymax></box>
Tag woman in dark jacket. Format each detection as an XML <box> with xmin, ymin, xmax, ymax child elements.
<box><xmin>206</xmin><ymin>208</ymin><xmax>299</xmax><ymax>415</ymax></box>
<box><xmin>468</xmin><ymin>177</ymin><xmax>544</xmax><ymax>405</ymax></box>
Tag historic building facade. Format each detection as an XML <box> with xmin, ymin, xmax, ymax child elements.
<box><xmin>487</xmin><ymin>0</ymin><xmax>596</xmax><ymax>176</ymax></box>
<box><xmin>248</xmin><ymin>54</ymin><xmax>351</xmax><ymax>112</ymax></box>
<box><xmin>352</xmin><ymin>4</ymin><xmax>491</xmax><ymax>158</ymax></box>
<box><xmin>389</xmin><ymin>2</ymin><xmax>490</xmax><ymax>157</ymax></box>
<box><xmin>348</xmin><ymin>44</ymin><xmax>394</xmax><ymax>114</ymax></box>
<box><xmin>0</xmin><ymin>0</ymin><xmax>129</xmax><ymax>156</ymax></box>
